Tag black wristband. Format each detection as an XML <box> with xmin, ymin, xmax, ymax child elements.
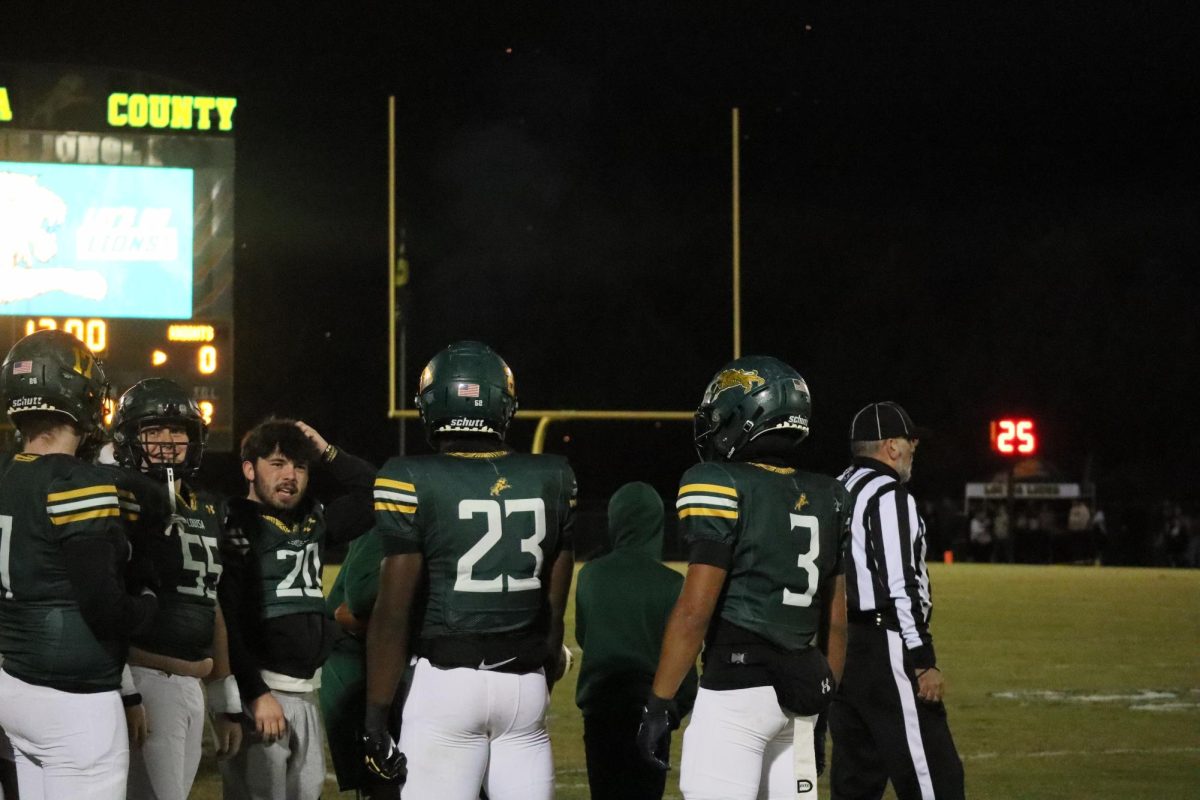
<box><xmin>364</xmin><ymin>702</ymin><xmax>391</xmax><ymax>734</ymax></box>
<box><xmin>645</xmin><ymin>694</ymin><xmax>674</xmax><ymax>715</ymax></box>
<box><xmin>122</xmin><ymin>692</ymin><xmax>143</xmax><ymax>707</ymax></box>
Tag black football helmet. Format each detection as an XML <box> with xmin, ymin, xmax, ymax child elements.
<box><xmin>2</xmin><ymin>329</ymin><xmax>109</xmax><ymax>432</ymax></box>
<box><xmin>111</xmin><ymin>378</ymin><xmax>207</xmax><ymax>479</ymax></box>
<box><xmin>415</xmin><ymin>341</ymin><xmax>517</xmax><ymax>442</ymax></box>
<box><xmin>694</xmin><ymin>355</ymin><xmax>812</xmax><ymax>462</ymax></box>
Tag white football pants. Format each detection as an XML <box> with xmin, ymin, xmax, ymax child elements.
<box><xmin>127</xmin><ymin>666</ymin><xmax>205</xmax><ymax>800</ymax></box>
<box><xmin>399</xmin><ymin>657</ymin><xmax>554</xmax><ymax>800</ymax></box>
<box><xmin>0</xmin><ymin>668</ymin><xmax>128</xmax><ymax>800</ymax></box>
<box><xmin>680</xmin><ymin>686</ymin><xmax>817</xmax><ymax>800</ymax></box>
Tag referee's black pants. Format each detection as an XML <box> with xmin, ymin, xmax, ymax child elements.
<box><xmin>829</xmin><ymin>624</ymin><xmax>964</xmax><ymax>800</ymax></box>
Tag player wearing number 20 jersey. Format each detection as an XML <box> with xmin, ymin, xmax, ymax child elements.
<box><xmin>364</xmin><ymin>341</ymin><xmax>577</xmax><ymax>800</ymax></box>
<box><xmin>641</xmin><ymin>356</ymin><xmax>850</xmax><ymax>800</ymax></box>
<box><xmin>218</xmin><ymin>418</ymin><xmax>376</xmax><ymax>800</ymax></box>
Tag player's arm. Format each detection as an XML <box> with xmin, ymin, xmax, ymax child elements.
<box><xmin>651</xmin><ymin>563</ymin><xmax>725</xmax><ymax>701</ymax></box>
<box><xmin>204</xmin><ymin>605</ymin><xmax>243</xmax><ymax>759</ymax></box>
<box><xmin>365</xmin><ymin>552</ymin><xmax>423</xmax><ymax>709</ymax></box>
<box><xmin>214</xmin><ymin>509</ymin><xmax>285</xmax><ymax>739</ymax></box>
<box><xmin>818</xmin><ymin>574</ymin><xmax>848</xmax><ymax>686</ymax></box>
<box><xmin>544</xmin><ymin>546</ymin><xmax>574</xmax><ymax>690</ymax></box>
<box><xmin>362</xmin><ymin>551</ymin><xmax>421</xmax><ymax>780</ymax></box>
<box><xmin>51</xmin><ymin>476</ymin><xmax>157</xmax><ymax>638</ymax></box>
<box><xmin>296</xmin><ymin>420</ymin><xmax>376</xmax><ymax>545</ymax></box>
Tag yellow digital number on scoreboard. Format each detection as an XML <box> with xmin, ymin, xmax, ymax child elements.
<box><xmin>25</xmin><ymin>318</ymin><xmax>107</xmax><ymax>353</ymax></box>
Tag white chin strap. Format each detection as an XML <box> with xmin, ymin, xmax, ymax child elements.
<box><xmin>166</xmin><ymin>466</ymin><xmax>177</xmax><ymax>515</ymax></box>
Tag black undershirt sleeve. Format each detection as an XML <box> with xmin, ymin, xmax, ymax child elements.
<box><xmin>688</xmin><ymin>539</ymin><xmax>733</xmax><ymax>570</ymax></box>
<box><xmin>62</xmin><ymin>534</ymin><xmax>157</xmax><ymax>639</ymax></box>
<box><xmin>320</xmin><ymin>448</ymin><xmax>376</xmax><ymax>546</ymax></box>
<box><xmin>216</xmin><ymin>546</ymin><xmax>270</xmax><ymax>701</ymax></box>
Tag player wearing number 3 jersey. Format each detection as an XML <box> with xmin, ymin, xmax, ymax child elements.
<box><xmin>640</xmin><ymin>356</ymin><xmax>850</xmax><ymax>800</ymax></box>
<box><xmin>217</xmin><ymin>418</ymin><xmax>376</xmax><ymax>800</ymax></box>
<box><xmin>365</xmin><ymin>341</ymin><xmax>577</xmax><ymax>800</ymax></box>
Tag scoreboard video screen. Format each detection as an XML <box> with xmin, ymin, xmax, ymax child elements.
<box><xmin>0</xmin><ymin>63</ymin><xmax>235</xmax><ymax>449</ymax></box>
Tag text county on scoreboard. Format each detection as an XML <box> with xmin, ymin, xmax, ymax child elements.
<box><xmin>0</xmin><ymin>63</ymin><xmax>236</xmax><ymax>450</ymax></box>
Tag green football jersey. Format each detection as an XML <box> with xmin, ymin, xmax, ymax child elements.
<box><xmin>677</xmin><ymin>460</ymin><xmax>850</xmax><ymax>651</ymax></box>
<box><xmin>0</xmin><ymin>453</ymin><xmax>132</xmax><ymax>690</ymax></box>
<box><xmin>374</xmin><ymin>451</ymin><xmax>577</xmax><ymax>639</ymax></box>
<box><xmin>224</xmin><ymin>497</ymin><xmax>328</xmax><ymax>620</ymax></box>
<box><xmin>116</xmin><ymin>473</ymin><xmax>225</xmax><ymax>662</ymax></box>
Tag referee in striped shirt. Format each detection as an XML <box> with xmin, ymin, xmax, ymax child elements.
<box><xmin>829</xmin><ymin>402</ymin><xmax>964</xmax><ymax>800</ymax></box>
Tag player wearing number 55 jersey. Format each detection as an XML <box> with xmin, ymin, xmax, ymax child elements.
<box><xmin>109</xmin><ymin>378</ymin><xmax>244</xmax><ymax>800</ymax></box>
<box><xmin>0</xmin><ymin>330</ymin><xmax>157</xmax><ymax>800</ymax></box>
<box><xmin>217</xmin><ymin>418</ymin><xmax>376</xmax><ymax>800</ymax></box>
<box><xmin>364</xmin><ymin>341</ymin><xmax>577</xmax><ymax>800</ymax></box>
<box><xmin>639</xmin><ymin>356</ymin><xmax>850</xmax><ymax>800</ymax></box>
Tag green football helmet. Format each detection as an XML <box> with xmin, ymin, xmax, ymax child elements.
<box><xmin>693</xmin><ymin>355</ymin><xmax>812</xmax><ymax>462</ymax></box>
<box><xmin>112</xmin><ymin>378</ymin><xmax>207</xmax><ymax>479</ymax></box>
<box><xmin>415</xmin><ymin>341</ymin><xmax>517</xmax><ymax>441</ymax></box>
<box><xmin>1</xmin><ymin>329</ymin><xmax>110</xmax><ymax>432</ymax></box>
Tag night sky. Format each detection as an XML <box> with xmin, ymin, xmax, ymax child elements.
<box><xmin>8</xmin><ymin>4</ymin><xmax>1198</xmax><ymax>511</ymax></box>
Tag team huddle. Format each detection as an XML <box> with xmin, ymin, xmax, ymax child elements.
<box><xmin>0</xmin><ymin>331</ymin><xmax>963</xmax><ymax>800</ymax></box>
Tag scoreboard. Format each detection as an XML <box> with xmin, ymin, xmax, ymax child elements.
<box><xmin>0</xmin><ymin>63</ymin><xmax>236</xmax><ymax>449</ymax></box>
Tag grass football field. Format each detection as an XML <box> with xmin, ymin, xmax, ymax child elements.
<box><xmin>191</xmin><ymin>563</ymin><xmax>1199</xmax><ymax>799</ymax></box>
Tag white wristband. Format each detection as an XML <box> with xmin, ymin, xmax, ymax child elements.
<box><xmin>205</xmin><ymin>674</ymin><xmax>242</xmax><ymax>715</ymax></box>
<box><xmin>120</xmin><ymin>663</ymin><xmax>138</xmax><ymax>697</ymax></box>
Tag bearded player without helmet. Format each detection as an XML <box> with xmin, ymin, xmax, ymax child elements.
<box><xmin>639</xmin><ymin>355</ymin><xmax>851</xmax><ymax>800</ymax></box>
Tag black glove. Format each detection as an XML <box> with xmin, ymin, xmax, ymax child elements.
<box><xmin>814</xmin><ymin>711</ymin><xmax>828</xmax><ymax>777</ymax></box>
<box><xmin>636</xmin><ymin>694</ymin><xmax>678</xmax><ymax>772</ymax></box>
<box><xmin>362</xmin><ymin>702</ymin><xmax>406</xmax><ymax>782</ymax></box>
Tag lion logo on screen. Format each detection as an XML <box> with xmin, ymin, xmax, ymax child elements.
<box><xmin>0</xmin><ymin>171</ymin><xmax>108</xmax><ymax>305</ymax></box>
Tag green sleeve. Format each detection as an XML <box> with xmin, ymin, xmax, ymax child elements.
<box><xmin>342</xmin><ymin>530</ymin><xmax>385</xmax><ymax>618</ymax></box>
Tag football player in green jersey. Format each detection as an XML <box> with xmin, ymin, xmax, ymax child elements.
<box><xmin>0</xmin><ymin>330</ymin><xmax>157</xmax><ymax>800</ymax></box>
<box><xmin>639</xmin><ymin>356</ymin><xmax>850</xmax><ymax>800</ymax></box>
<box><xmin>217</xmin><ymin>416</ymin><xmax>376</xmax><ymax>800</ymax></box>
<box><xmin>364</xmin><ymin>341</ymin><xmax>578</xmax><ymax>800</ymax></box>
<box><xmin>109</xmin><ymin>377</ymin><xmax>244</xmax><ymax>800</ymax></box>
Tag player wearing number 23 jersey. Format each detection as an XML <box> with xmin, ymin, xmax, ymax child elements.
<box><xmin>640</xmin><ymin>356</ymin><xmax>850</xmax><ymax>800</ymax></box>
<box><xmin>364</xmin><ymin>341</ymin><xmax>577</xmax><ymax>800</ymax></box>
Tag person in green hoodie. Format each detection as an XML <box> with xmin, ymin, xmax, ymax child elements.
<box><xmin>320</xmin><ymin>530</ymin><xmax>401</xmax><ymax>799</ymax></box>
<box><xmin>575</xmin><ymin>481</ymin><xmax>698</xmax><ymax>800</ymax></box>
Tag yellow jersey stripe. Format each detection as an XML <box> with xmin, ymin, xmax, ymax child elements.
<box><xmin>375</xmin><ymin>502</ymin><xmax>417</xmax><ymax>514</ymax></box>
<box><xmin>51</xmin><ymin>507</ymin><xmax>121</xmax><ymax>525</ymax></box>
<box><xmin>678</xmin><ymin>483</ymin><xmax>737</xmax><ymax>498</ymax></box>
<box><xmin>47</xmin><ymin>484</ymin><xmax>119</xmax><ymax>502</ymax></box>
<box><xmin>375</xmin><ymin>477</ymin><xmax>416</xmax><ymax>492</ymax></box>
<box><xmin>679</xmin><ymin>507</ymin><xmax>738</xmax><ymax>520</ymax></box>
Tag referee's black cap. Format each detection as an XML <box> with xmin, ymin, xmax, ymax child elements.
<box><xmin>849</xmin><ymin>402</ymin><xmax>929</xmax><ymax>442</ymax></box>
